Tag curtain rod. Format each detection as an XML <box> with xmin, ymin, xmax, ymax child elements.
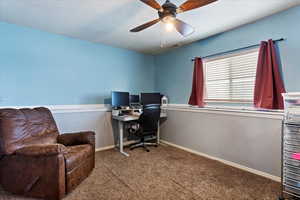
<box><xmin>191</xmin><ymin>38</ymin><xmax>285</xmax><ymax>61</ymax></box>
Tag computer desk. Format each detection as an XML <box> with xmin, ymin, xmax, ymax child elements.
<box><xmin>112</xmin><ymin>112</ymin><xmax>167</xmax><ymax>157</ymax></box>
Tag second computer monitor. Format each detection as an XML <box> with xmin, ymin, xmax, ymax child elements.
<box><xmin>130</xmin><ymin>95</ymin><xmax>140</xmax><ymax>104</ymax></box>
<box><xmin>141</xmin><ymin>93</ymin><xmax>161</xmax><ymax>105</ymax></box>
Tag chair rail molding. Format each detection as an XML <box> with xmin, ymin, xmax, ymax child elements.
<box><xmin>163</xmin><ymin>104</ymin><xmax>284</xmax><ymax>120</ymax></box>
<box><xmin>0</xmin><ymin>104</ymin><xmax>284</xmax><ymax>118</ymax></box>
<box><xmin>0</xmin><ymin>104</ymin><xmax>111</xmax><ymax>113</ymax></box>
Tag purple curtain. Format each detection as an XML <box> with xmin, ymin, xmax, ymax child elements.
<box><xmin>188</xmin><ymin>57</ymin><xmax>205</xmax><ymax>107</ymax></box>
<box><xmin>254</xmin><ymin>39</ymin><xmax>286</xmax><ymax>109</ymax></box>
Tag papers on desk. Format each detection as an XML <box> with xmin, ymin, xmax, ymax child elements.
<box><xmin>112</xmin><ymin>110</ymin><xmax>167</xmax><ymax>122</ymax></box>
<box><xmin>112</xmin><ymin>114</ymin><xmax>139</xmax><ymax>121</ymax></box>
<box><xmin>131</xmin><ymin>112</ymin><xmax>141</xmax><ymax>117</ymax></box>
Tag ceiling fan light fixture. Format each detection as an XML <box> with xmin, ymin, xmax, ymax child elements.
<box><xmin>162</xmin><ymin>15</ymin><xmax>175</xmax><ymax>23</ymax></box>
<box><xmin>165</xmin><ymin>22</ymin><xmax>174</xmax><ymax>31</ymax></box>
<box><xmin>162</xmin><ymin>15</ymin><xmax>175</xmax><ymax>31</ymax></box>
<box><xmin>131</xmin><ymin>0</ymin><xmax>218</xmax><ymax>37</ymax></box>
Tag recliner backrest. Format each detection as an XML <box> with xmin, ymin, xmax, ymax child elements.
<box><xmin>0</xmin><ymin>107</ymin><xmax>59</xmax><ymax>155</ymax></box>
<box><xmin>139</xmin><ymin>104</ymin><xmax>161</xmax><ymax>133</ymax></box>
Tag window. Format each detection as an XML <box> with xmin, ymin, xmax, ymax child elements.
<box><xmin>204</xmin><ymin>48</ymin><xmax>259</xmax><ymax>103</ymax></box>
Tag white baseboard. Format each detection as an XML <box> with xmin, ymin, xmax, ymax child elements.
<box><xmin>95</xmin><ymin>141</ymin><xmax>137</xmax><ymax>152</ymax></box>
<box><xmin>161</xmin><ymin>140</ymin><xmax>281</xmax><ymax>182</ymax></box>
<box><xmin>95</xmin><ymin>145</ymin><xmax>115</xmax><ymax>152</ymax></box>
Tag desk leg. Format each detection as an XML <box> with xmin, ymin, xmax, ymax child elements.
<box><xmin>157</xmin><ymin>121</ymin><xmax>160</xmax><ymax>145</ymax></box>
<box><xmin>119</xmin><ymin>121</ymin><xmax>129</xmax><ymax>157</ymax></box>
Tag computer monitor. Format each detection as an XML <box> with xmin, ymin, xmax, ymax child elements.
<box><xmin>141</xmin><ymin>93</ymin><xmax>161</xmax><ymax>105</ymax></box>
<box><xmin>130</xmin><ymin>95</ymin><xmax>140</xmax><ymax>104</ymax></box>
<box><xmin>111</xmin><ymin>91</ymin><xmax>129</xmax><ymax>108</ymax></box>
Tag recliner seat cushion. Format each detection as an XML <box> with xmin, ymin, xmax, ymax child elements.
<box><xmin>63</xmin><ymin>144</ymin><xmax>93</xmax><ymax>172</ymax></box>
<box><xmin>16</xmin><ymin>144</ymin><xmax>68</xmax><ymax>157</ymax></box>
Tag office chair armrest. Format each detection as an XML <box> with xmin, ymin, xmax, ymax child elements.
<box><xmin>58</xmin><ymin>131</ymin><xmax>95</xmax><ymax>148</ymax></box>
<box><xmin>15</xmin><ymin>144</ymin><xmax>68</xmax><ymax>157</ymax></box>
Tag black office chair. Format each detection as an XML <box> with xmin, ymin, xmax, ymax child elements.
<box><xmin>128</xmin><ymin>104</ymin><xmax>161</xmax><ymax>152</ymax></box>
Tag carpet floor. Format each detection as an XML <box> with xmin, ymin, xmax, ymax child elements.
<box><xmin>0</xmin><ymin>145</ymin><xmax>280</xmax><ymax>200</ymax></box>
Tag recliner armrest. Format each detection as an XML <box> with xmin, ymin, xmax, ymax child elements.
<box><xmin>15</xmin><ymin>144</ymin><xmax>68</xmax><ymax>157</ymax></box>
<box><xmin>57</xmin><ymin>131</ymin><xmax>95</xmax><ymax>148</ymax></box>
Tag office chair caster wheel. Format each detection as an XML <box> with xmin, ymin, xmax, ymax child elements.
<box><xmin>277</xmin><ymin>196</ymin><xmax>284</xmax><ymax>200</ymax></box>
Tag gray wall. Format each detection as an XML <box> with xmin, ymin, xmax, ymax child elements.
<box><xmin>52</xmin><ymin>108</ymin><xmax>282</xmax><ymax>178</ymax></box>
<box><xmin>160</xmin><ymin>109</ymin><xmax>282</xmax><ymax>177</ymax></box>
<box><xmin>53</xmin><ymin>111</ymin><xmax>116</xmax><ymax>149</ymax></box>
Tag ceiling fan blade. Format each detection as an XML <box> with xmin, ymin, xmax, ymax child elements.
<box><xmin>140</xmin><ymin>0</ymin><xmax>162</xmax><ymax>10</ymax></box>
<box><xmin>173</xmin><ymin>19</ymin><xmax>194</xmax><ymax>37</ymax></box>
<box><xmin>130</xmin><ymin>19</ymin><xmax>160</xmax><ymax>32</ymax></box>
<box><xmin>177</xmin><ymin>0</ymin><xmax>217</xmax><ymax>13</ymax></box>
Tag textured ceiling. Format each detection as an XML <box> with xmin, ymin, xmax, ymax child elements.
<box><xmin>0</xmin><ymin>0</ymin><xmax>300</xmax><ymax>54</ymax></box>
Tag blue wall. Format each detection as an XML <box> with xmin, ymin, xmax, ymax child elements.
<box><xmin>154</xmin><ymin>6</ymin><xmax>300</xmax><ymax>104</ymax></box>
<box><xmin>1</xmin><ymin>5</ymin><xmax>300</xmax><ymax>106</ymax></box>
<box><xmin>0</xmin><ymin>22</ymin><xmax>155</xmax><ymax>106</ymax></box>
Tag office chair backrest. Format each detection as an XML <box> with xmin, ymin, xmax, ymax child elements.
<box><xmin>139</xmin><ymin>104</ymin><xmax>161</xmax><ymax>133</ymax></box>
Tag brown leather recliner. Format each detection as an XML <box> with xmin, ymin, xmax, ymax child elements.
<box><xmin>0</xmin><ymin>107</ymin><xmax>95</xmax><ymax>200</ymax></box>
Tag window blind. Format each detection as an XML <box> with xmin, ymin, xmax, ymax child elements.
<box><xmin>204</xmin><ymin>49</ymin><xmax>259</xmax><ymax>102</ymax></box>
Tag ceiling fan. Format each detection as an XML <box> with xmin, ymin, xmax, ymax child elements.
<box><xmin>130</xmin><ymin>0</ymin><xmax>217</xmax><ymax>37</ymax></box>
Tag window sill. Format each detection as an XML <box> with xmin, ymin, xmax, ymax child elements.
<box><xmin>162</xmin><ymin>104</ymin><xmax>284</xmax><ymax>119</ymax></box>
